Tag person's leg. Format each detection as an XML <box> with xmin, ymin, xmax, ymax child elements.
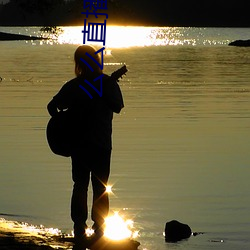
<box><xmin>71</xmin><ymin>150</ymin><xmax>90</xmax><ymax>238</ymax></box>
<box><xmin>91</xmin><ymin>149</ymin><xmax>111</xmax><ymax>234</ymax></box>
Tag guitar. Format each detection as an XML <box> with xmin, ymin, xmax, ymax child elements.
<box><xmin>110</xmin><ymin>65</ymin><xmax>127</xmax><ymax>82</ymax></box>
<box><xmin>46</xmin><ymin>65</ymin><xmax>127</xmax><ymax>157</ymax></box>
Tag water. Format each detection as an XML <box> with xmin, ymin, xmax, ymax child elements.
<box><xmin>0</xmin><ymin>26</ymin><xmax>250</xmax><ymax>249</ymax></box>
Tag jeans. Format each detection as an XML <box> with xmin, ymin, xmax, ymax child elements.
<box><xmin>71</xmin><ymin>147</ymin><xmax>111</xmax><ymax>236</ymax></box>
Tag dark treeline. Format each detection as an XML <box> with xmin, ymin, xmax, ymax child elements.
<box><xmin>124</xmin><ymin>0</ymin><xmax>250</xmax><ymax>27</ymax></box>
<box><xmin>0</xmin><ymin>0</ymin><xmax>250</xmax><ymax>27</ymax></box>
<box><xmin>0</xmin><ymin>0</ymin><xmax>127</xmax><ymax>26</ymax></box>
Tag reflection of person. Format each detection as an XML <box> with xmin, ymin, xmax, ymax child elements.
<box><xmin>47</xmin><ymin>45</ymin><xmax>124</xmax><ymax>244</ymax></box>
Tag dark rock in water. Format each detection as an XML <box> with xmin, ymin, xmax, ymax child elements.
<box><xmin>0</xmin><ymin>31</ymin><xmax>45</xmax><ymax>41</ymax></box>
<box><xmin>192</xmin><ymin>231</ymin><xmax>204</xmax><ymax>236</ymax></box>
<box><xmin>165</xmin><ymin>220</ymin><xmax>192</xmax><ymax>242</ymax></box>
<box><xmin>228</xmin><ymin>40</ymin><xmax>250</xmax><ymax>47</ymax></box>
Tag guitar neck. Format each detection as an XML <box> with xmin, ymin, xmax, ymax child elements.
<box><xmin>110</xmin><ymin>65</ymin><xmax>128</xmax><ymax>82</ymax></box>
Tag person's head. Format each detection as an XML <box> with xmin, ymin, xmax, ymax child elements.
<box><xmin>74</xmin><ymin>45</ymin><xmax>103</xmax><ymax>77</ymax></box>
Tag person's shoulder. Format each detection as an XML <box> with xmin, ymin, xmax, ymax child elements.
<box><xmin>102</xmin><ymin>74</ymin><xmax>118</xmax><ymax>92</ymax></box>
<box><xmin>103</xmin><ymin>73</ymin><xmax>118</xmax><ymax>85</ymax></box>
<box><xmin>64</xmin><ymin>77</ymin><xmax>81</xmax><ymax>86</ymax></box>
<box><xmin>102</xmin><ymin>73</ymin><xmax>111</xmax><ymax>81</ymax></box>
<box><xmin>60</xmin><ymin>77</ymin><xmax>82</xmax><ymax>90</ymax></box>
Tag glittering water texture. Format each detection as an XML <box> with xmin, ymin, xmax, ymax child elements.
<box><xmin>0</xmin><ymin>27</ymin><xmax>250</xmax><ymax>250</ymax></box>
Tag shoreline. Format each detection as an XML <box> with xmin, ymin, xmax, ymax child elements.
<box><xmin>0</xmin><ymin>218</ymin><xmax>140</xmax><ymax>250</ymax></box>
<box><xmin>0</xmin><ymin>218</ymin><xmax>71</xmax><ymax>249</ymax></box>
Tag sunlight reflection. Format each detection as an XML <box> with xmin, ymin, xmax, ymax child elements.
<box><xmin>56</xmin><ymin>26</ymin><xmax>191</xmax><ymax>48</ymax></box>
<box><xmin>57</xmin><ymin>26</ymin><xmax>154</xmax><ymax>47</ymax></box>
<box><xmin>107</xmin><ymin>26</ymin><xmax>153</xmax><ymax>48</ymax></box>
<box><xmin>55</xmin><ymin>26</ymin><xmax>231</xmax><ymax>47</ymax></box>
<box><xmin>0</xmin><ymin>218</ymin><xmax>61</xmax><ymax>237</ymax></box>
<box><xmin>85</xmin><ymin>227</ymin><xmax>95</xmax><ymax>237</ymax></box>
<box><xmin>105</xmin><ymin>185</ymin><xmax>113</xmax><ymax>194</ymax></box>
<box><xmin>104</xmin><ymin>212</ymin><xmax>139</xmax><ymax>241</ymax></box>
<box><xmin>0</xmin><ymin>217</ymin><xmax>139</xmax><ymax>246</ymax></box>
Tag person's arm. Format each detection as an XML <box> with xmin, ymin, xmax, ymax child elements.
<box><xmin>104</xmin><ymin>79</ymin><xmax>124</xmax><ymax>113</ymax></box>
<box><xmin>47</xmin><ymin>81</ymin><xmax>72</xmax><ymax>116</ymax></box>
<box><xmin>112</xmin><ymin>82</ymin><xmax>124</xmax><ymax>113</ymax></box>
<box><xmin>47</xmin><ymin>99</ymin><xmax>58</xmax><ymax>117</ymax></box>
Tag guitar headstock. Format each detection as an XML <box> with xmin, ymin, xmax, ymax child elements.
<box><xmin>110</xmin><ymin>65</ymin><xmax>128</xmax><ymax>82</ymax></box>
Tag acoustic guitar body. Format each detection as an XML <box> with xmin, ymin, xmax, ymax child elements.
<box><xmin>46</xmin><ymin>111</ymin><xmax>72</xmax><ymax>157</ymax></box>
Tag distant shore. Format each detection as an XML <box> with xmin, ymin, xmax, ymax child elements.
<box><xmin>0</xmin><ymin>31</ymin><xmax>45</xmax><ymax>41</ymax></box>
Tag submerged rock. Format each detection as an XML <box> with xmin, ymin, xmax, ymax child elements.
<box><xmin>228</xmin><ymin>39</ymin><xmax>250</xmax><ymax>47</ymax></box>
<box><xmin>164</xmin><ymin>220</ymin><xmax>192</xmax><ymax>242</ymax></box>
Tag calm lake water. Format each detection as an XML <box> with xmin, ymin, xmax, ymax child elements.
<box><xmin>0</xmin><ymin>26</ymin><xmax>250</xmax><ymax>249</ymax></box>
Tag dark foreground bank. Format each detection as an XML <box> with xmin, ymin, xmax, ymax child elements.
<box><xmin>0</xmin><ymin>233</ymin><xmax>54</xmax><ymax>250</ymax></box>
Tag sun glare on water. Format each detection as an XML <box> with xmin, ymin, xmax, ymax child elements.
<box><xmin>82</xmin><ymin>212</ymin><xmax>139</xmax><ymax>241</ymax></box>
<box><xmin>44</xmin><ymin>26</ymin><xmax>227</xmax><ymax>47</ymax></box>
<box><xmin>57</xmin><ymin>26</ymin><xmax>155</xmax><ymax>48</ymax></box>
<box><xmin>105</xmin><ymin>185</ymin><xmax>113</xmax><ymax>194</ymax></box>
<box><xmin>106</xmin><ymin>26</ymin><xmax>153</xmax><ymax>48</ymax></box>
<box><xmin>104</xmin><ymin>212</ymin><xmax>138</xmax><ymax>241</ymax></box>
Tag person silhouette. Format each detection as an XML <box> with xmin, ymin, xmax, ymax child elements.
<box><xmin>47</xmin><ymin>45</ymin><xmax>124</xmax><ymax>245</ymax></box>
